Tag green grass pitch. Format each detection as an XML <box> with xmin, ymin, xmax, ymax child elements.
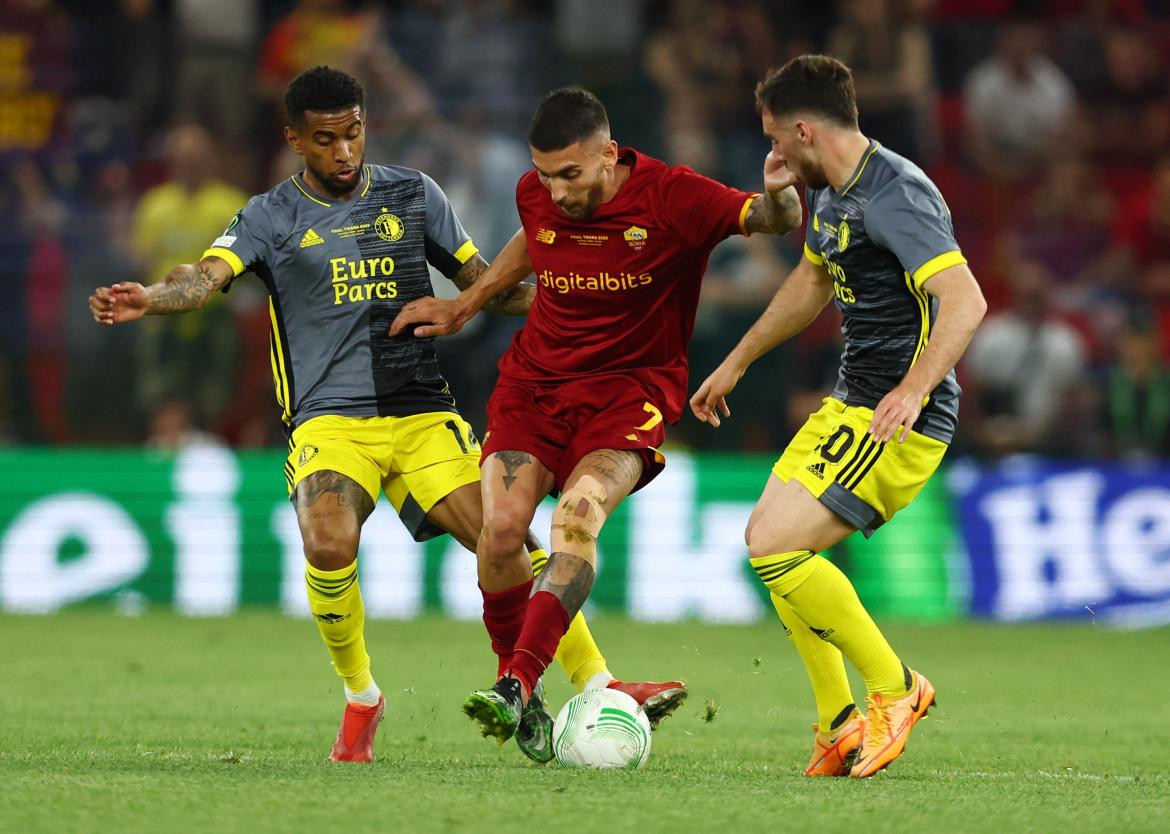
<box><xmin>3</xmin><ymin>611</ymin><xmax>1167</xmax><ymax>833</ymax></box>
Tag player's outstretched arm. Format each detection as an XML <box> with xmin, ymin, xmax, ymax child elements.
<box><xmin>89</xmin><ymin>256</ymin><xmax>235</xmax><ymax>325</ymax></box>
<box><xmin>869</xmin><ymin>263</ymin><xmax>986</xmax><ymax>443</ymax></box>
<box><xmin>690</xmin><ymin>255</ymin><xmax>834</xmax><ymax>427</ymax></box>
<box><xmin>742</xmin><ymin>151</ymin><xmax>803</xmax><ymax>236</ymax></box>
<box><xmin>449</xmin><ymin>253</ymin><xmax>536</xmax><ymax>317</ymax></box>
<box><xmin>390</xmin><ymin>226</ymin><xmax>533</xmax><ymax>338</ymax></box>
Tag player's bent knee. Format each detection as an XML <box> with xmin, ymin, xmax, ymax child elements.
<box><xmin>479</xmin><ymin>509</ymin><xmax>531</xmax><ymax>557</ymax></box>
<box><xmin>302</xmin><ymin>535</ymin><xmax>358</xmax><ymax>572</ymax></box>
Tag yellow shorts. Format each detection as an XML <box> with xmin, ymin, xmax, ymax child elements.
<box><xmin>772</xmin><ymin>397</ymin><xmax>948</xmax><ymax>537</ymax></box>
<box><xmin>285</xmin><ymin>412</ymin><xmax>481</xmax><ymax>541</ymax></box>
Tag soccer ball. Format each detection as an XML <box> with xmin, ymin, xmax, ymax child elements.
<box><xmin>552</xmin><ymin>687</ymin><xmax>652</xmax><ymax>769</ymax></box>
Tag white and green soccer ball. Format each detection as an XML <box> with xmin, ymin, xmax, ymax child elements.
<box><xmin>552</xmin><ymin>687</ymin><xmax>652</xmax><ymax>769</ymax></box>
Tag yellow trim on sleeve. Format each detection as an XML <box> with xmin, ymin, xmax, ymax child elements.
<box><xmin>452</xmin><ymin>239</ymin><xmax>479</xmax><ymax>265</ymax></box>
<box><xmin>911</xmin><ymin>250</ymin><xmax>967</xmax><ymax>289</ymax></box>
<box><xmin>803</xmin><ymin>243</ymin><xmax>824</xmax><ymax>265</ymax></box>
<box><xmin>202</xmin><ymin>247</ymin><xmax>245</xmax><ymax>277</ymax></box>
<box><xmin>737</xmin><ymin>194</ymin><xmax>758</xmax><ymax>236</ymax></box>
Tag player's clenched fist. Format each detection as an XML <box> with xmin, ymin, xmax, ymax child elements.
<box><xmin>763</xmin><ymin>150</ymin><xmax>799</xmax><ymax>195</ymax></box>
<box><xmin>389</xmin><ymin>296</ymin><xmax>471</xmax><ymax>339</ymax></box>
<box><xmin>89</xmin><ymin>282</ymin><xmax>150</xmax><ymax>325</ymax></box>
<box><xmin>689</xmin><ymin>361</ymin><xmax>743</xmax><ymax>428</ymax></box>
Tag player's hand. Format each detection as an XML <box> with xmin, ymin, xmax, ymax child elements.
<box><xmin>389</xmin><ymin>296</ymin><xmax>471</xmax><ymax>338</ymax></box>
<box><xmin>763</xmin><ymin>150</ymin><xmax>799</xmax><ymax>195</ymax></box>
<box><xmin>89</xmin><ymin>282</ymin><xmax>149</xmax><ymax>325</ymax></box>
<box><xmin>869</xmin><ymin>383</ymin><xmax>925</xmax><ymax>444</ymax></box>
<box><xmin>689</xmin><ymin>361</ymin><xmax>744</xmax><ymax>428</ymax></box>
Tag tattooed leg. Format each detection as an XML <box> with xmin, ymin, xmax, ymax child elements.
<box><xmin>293</xmin><ymin>470</ymin><xmax>375</xmax><ymax>571</ymax></box>
<box><xmin>476</xmin><ymin>450</ymin><xmax>555</xmax><ymax>592</ymax></box>
<box><xmin>544</xmin><ymin>449</ymin><xmax>644</xmax><ymax>610</ymax></box>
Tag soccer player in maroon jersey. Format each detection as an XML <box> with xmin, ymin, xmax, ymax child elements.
<box><xmin>391</xmin><ymin>88</ymin><xmax>803</xmax><ymax>741</ymax></box>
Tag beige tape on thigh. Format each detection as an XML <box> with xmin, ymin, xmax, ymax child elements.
<box><xmin>550</xmin><ymin>475</ymin><xmax>608</xmax><ymax>562</ymax></box>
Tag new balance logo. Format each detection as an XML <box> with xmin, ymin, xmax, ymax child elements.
<box><xmin>535</xmin><ymin>228</ymin><xmax>556</xmax><ymax>244</ymax></box>
<box><xmin>806</xmin><ymin>461</ymin><xmax>826</xmax><ymax>479</ymax></box>
<box><xmin>300</xmin><ymin>228</ymin><xmax>325</xmax><ymax>248</ymax></box>
<box><xmin>315</xmin><ymin>612</ymin><xmax>349</xmax><ymax>624</ymax></box>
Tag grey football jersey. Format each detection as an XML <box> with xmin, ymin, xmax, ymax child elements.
<box><xmin>803</xmin><ymin>141</ymin><xmax>967</xmax><ymax>444</ymax></box>
<box><xmin>202</xmin><ymin>164</ymin><xmax>478</xmax><ymax>430</ymax></box>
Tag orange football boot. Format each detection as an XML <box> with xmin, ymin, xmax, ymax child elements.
<box><xmin>850</xmin><ymin>670</ymin><xmax>936</xmax><ymax>778</ymax></box>
<box><xmin>329</xmin><ymin>695</ymin><xmax>385</xmax><ymax>763</ymax></box>
<box><xmin>805</xmin><ymin>709</ymin><xmax>865</xmax><ymax>777</ymax></box>
<box><xmin>607</xmin><ymin>680</ymin><xmax>688</xmax><ymax>728</ymax></box>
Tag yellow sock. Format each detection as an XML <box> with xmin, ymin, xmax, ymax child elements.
<box><xmin>305</xmin><ymin>561</ymin><xmax>373</xmax><ymax>692</ymax></box>
<box><xmin>771</xmin><ymin>593</ymin><xmax>856</xmax><ymax>730</ymax></box>
<box><xmin>751</xmin><ymin>552</ymin><xmax>904</xmax><ymax>696</ymax></box>
<box><xmin>531</xmin><ymin>547</ymin><xmax>608</xmax><ymax>690</ymax></box>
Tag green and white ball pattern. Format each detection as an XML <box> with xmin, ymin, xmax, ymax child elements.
<box><xmin>552</xmin><ymin>688</ymin><xmax>652</xmax><ymax>769</ymax></box>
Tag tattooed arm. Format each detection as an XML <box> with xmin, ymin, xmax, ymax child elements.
<box><xmin>741</xmin><ymin>150</ymin><xmax>803</xmax><ymax>237</ymax></box>
<box><xmin>89</xmin><ymin>256</ymin><xmax>235</xmax><ymax>324</ymax></box>
<box><xmin>742</xmin><ymin>186</ymin><xmax>803</xmax><ymax>237</ymax></box>
<box><xmin>450</xmin><ymin>253</ymin><xmax>535</xmax><ymax>316</ymax></box>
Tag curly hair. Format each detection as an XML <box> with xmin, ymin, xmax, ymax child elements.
<box><xmin>284</xmin><ymin>65</ymin><xmax>366</xmax><ymax>127</ymax></box>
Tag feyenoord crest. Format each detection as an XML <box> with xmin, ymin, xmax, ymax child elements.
<box><xmin>298</xmin><ymin>444</ymin><xmax>319</xmax><ymax>467</ymax></box>
<box><xmin>837</xmin><ymin>219</ymin><xmax>850</xmax><ymax>251</ymax></box>
<box><xmin>375</xmin><ymin>210</ymin><xmax>404</xmax><ymax>242</ymax></box>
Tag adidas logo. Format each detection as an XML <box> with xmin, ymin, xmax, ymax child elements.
<box><xmin>806</xmin><ymin>461</ymin><xmax>826</xmax><ymax>479</ymax></box>
<box><xmin>300</xmin><ymin>228</ymin><xmax>325</xmax><ymax>248</ymax></box>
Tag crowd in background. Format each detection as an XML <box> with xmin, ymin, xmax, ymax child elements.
<box><xmin>2</xmin><ymin>0</ymin><xmax>1169</xmax><ymax>463</ymax></box>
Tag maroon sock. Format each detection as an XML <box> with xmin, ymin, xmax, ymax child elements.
<box><xmin>507</xmin><ymin>591</ymin><xmax>571</xmax><ymax>696</ymax></box>
<box><xmin>480</xmin><ymin>579</ymin><xmax>532</xmax><ymax>678</ymax></box>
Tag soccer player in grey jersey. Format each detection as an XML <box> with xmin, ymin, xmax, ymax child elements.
<box><xmin>691</xmin><ymin>55</ymin><xmax>987</xmax><ymax>778</ymax></box>
<box><xmin>90</xmin><ymin>66</ymin><xmax>685</xmax><ymax>765</ymax></box>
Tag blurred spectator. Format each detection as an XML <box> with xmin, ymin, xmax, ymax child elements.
<box><xmin>826</xmin><ymin>0</ymin><xmax>937</xmax><ymax>163</ymax></box>
<box><xmin>962</xmin><ymin>21</ymin><xmax>1076</xmax><ymax>182</ymax></box>
<box><xmin>146</xmin><ymin>398</ymin><xmax>223</xmax><ymax>451</ymax></box>
<box><xmin>963</xmin><ymin>259</ymin><xmax>1087</xmax><ymax>457</ymax></box>
<box><xmin>64</xmin><ymin>160</ymin><xmax>140</xmax><ymax>444</ymax></box>
<box><xmin>173</xmin><ymin>0</ymin><xmax>260</xmax><ymax>181</ymax></box>
<box><xmin>645</xmin><ymin>0</ymin><xmax>777</xmax><ymax>183</ymax></box>
<box><xmin>0</xmin><ymin>0</ymin><xmax>73</xmax><ymax>156</ymax></box>
<box><xmin>1100</xmin><ymin>312</ymin><xmax>1170</xmax><ymax>461</ymax></box>
<box><xmin>131</xmin><ymin>124</ymin><xmax>247</xmax><ymax>435</ymax></box>
<box><xmin>433</xmin><ymin>0</ymin><xmax>553</xmax><ymax>135</ymax></box>
<box><xmin>1010</xmin><ymin>153</ymin><xmax>1113</xmax><ymax>299</ymax></box>
<box><xmin>1077</xmin><ymin>27</ymin><xmax>1170</xmax><ymax>163</ymax></box>
<box><xmin>12</xmin><ymin>158</ymin><xmax>72</xmax><ymax>444</ymax></box>
<box><xmin>685</xmin><ymin>235</ymin><xmax>795</xmax><ymax>450</ymax></box>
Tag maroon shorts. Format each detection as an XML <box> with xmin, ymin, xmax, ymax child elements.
<box><xmin>481</xmin><ymin>375</ymin><xmax>668</xmax><ymax>494</ymax></box>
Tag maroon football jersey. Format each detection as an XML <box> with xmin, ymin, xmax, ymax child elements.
<box><xmin>497</xmin><ymin>148</ymin><xmax>755</xmax><ymax>423</ymax></box>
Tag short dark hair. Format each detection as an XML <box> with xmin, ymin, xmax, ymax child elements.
<box><xmin>527</xmin><ymin>87</ymin><xmax>610</xmax><ymax>152</ymax></box>
<box><xmin>284</xmin><ymin>65</ymin><xmax>366</xmax><ymax>127</ymax></box>
<box><xmin>755</xmin><ymin>55</ymin><xmax>859</xmax><ymax>128</ymax></box>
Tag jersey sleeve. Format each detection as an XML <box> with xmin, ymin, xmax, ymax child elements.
<box><xmin>659</xmin><ymin>165</ymin><xmax>756</xmax><ymax>250</ymax></box>
<box><xmin>864</xmin><ymin>177</ymin><xmax>967</xmax><ymax>290</ymax></box>
<box><xmin>802</xmin><ymin>191</ymin><xmax>824</xmax><ymax>266</ymax></box>
<box><xmin>421</xmin><ymin>172</ymin><xmax>479</xmax><ymax>279</ymax></box>
<box><xmin>201</xmin><ymin>196</ymin><xmax>271</xmax><ymax>281</ymax></box>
